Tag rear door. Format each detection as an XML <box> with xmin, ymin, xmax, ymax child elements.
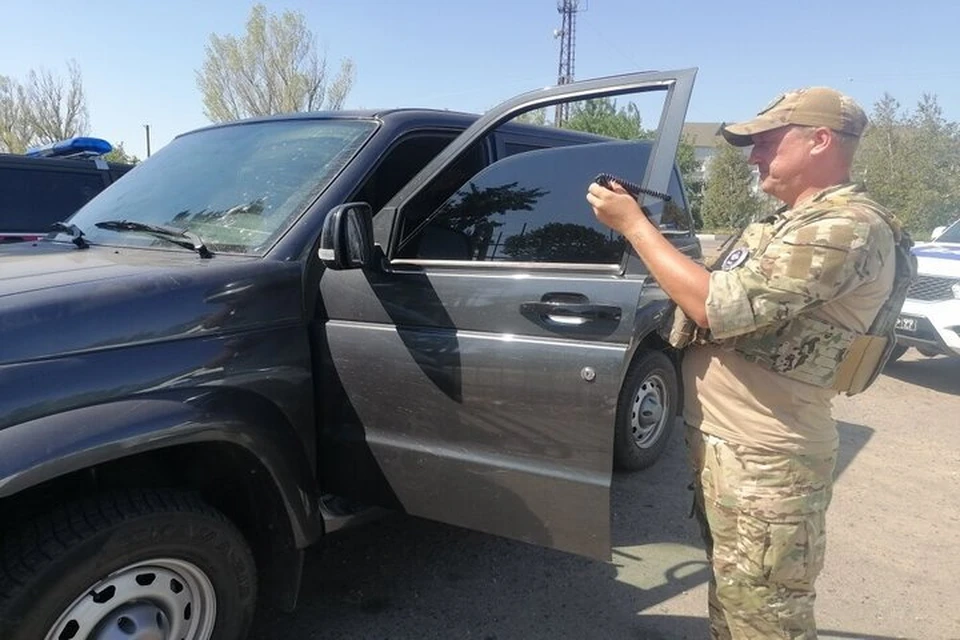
<box><xmin>320</xmin><ymin>69</ymin><xmax>696</xmax><ymax>560</ymax></box>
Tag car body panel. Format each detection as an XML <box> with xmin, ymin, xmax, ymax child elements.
<box><xmin>0</xmin><ymin>390</ymin><xmax>323</xmax><ymax>545</ymax></box>
<box><xmin>896</xmin><ymin>232</ymin><xmax>960</xmax><ymax>356</ymax></box>
<box><xmin>0</xmin><ymin>244</ymin><xmax>321</xmax><ymax>544</ymax></box>
<box><xmin>318</xmin><ymin>69</ymin><xmax>697</xmax><ymax>560</ymax></box>
<box><xmin>0</xmin><ymin>152</ymin><xmax>131</xmax><ymax>243</ymax></box>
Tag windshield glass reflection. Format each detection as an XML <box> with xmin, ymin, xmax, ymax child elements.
<box><xmin>68</xmin><ymin>119</ymin><xmax>376</xmax><ymax>255</ymax></box>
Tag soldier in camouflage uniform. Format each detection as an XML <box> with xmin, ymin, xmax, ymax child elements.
<box><xmin>587</xmin><ymin>87</ymin><xmax>903</xmax><ymax>639</ymax></box>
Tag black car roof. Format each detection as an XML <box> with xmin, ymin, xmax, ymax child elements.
<box><xmin>0</xmin><ymin>152</ymin><xmax>132</xmax><ymax>172</ymax></box>
<box><xmin>173</xmin><ymin>108</ymin><xmax>616</xmax><ymax>146</ymax></box>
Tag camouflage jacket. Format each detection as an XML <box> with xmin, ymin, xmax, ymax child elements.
<box><xmin>702</xmin><ymin>183</ymin><xmax>905</xmax><ymax>389</ymax></box>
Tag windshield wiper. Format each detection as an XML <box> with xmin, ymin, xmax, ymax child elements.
<box><xmin>49</xmin><ymin>222</ymin><xmax>89</xmax><ymax>249</ymax></box>
<box><xmin>94</xmin><ymin>220</ymin><xmax>213</xmax><ymax>258</ymax></box>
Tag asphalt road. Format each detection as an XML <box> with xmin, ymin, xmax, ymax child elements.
<box><xmin>249</xmin><ymin>350</ymin><xmax>960</xmax><ymax>640</ymax></box>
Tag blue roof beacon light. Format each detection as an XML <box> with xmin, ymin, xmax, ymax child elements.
<box><xmin>25</xmin><ymin>137</ymin><xmax>113</xmax><ymax>158</ymax></box>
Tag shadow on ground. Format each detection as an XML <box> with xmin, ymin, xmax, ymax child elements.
<box><xmin>250</xmin><ymin>419</ymin><xmax>884</xmax><ymax>640</ymax></box>
<box><xmin>883</xmin><ymin>352</ymin><xmax>960</xmax><ymax>396</ymax></box>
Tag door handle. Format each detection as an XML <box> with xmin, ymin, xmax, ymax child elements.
<box><xmin>521</xmin><ymin>301</ymin><xmax>622</xmax><ymax>326</ymax></box>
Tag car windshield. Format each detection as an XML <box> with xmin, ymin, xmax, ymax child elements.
<box><xmin>66</xmin><ymin>118</ymin><xmax>377</xmax><ymax>255</ymax></box>
<box><xmin>937</xmin><ymin>220</ymin><xmax>960</xmax><ymax>243</ymax></box>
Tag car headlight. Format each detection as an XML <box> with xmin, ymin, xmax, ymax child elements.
<box><xmin>953</xmin><ymin>282</ymin><xmax>960</xmax><ymax>299</ymax></box>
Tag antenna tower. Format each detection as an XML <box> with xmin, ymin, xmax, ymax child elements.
<box><xmin>554</xmin><ymin>0</ymin><xmax>581</xmax><ymax>127</ymax></box>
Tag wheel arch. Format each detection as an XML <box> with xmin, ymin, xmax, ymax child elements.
<box><xmin>625</xmin><ymin>298</ymin><xmax>684</xmax><ymax>415</ymax></box>
<box><xmin>0</xmin><ymin>388</ymin><xmax>323</xmax><ymax>611</ymax></box>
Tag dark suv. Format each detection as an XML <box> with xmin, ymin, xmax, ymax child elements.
<box><xmin>0</xmin><ymin>69</ymin><xmax>700</xmax><ymax>639</ymax></box>
<box><xmin>0</xmin><ymin>137</ymin><xmax>133</xmax><ymax>243</ymax></box>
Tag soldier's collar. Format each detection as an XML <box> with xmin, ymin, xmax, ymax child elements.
<box><xmin>780</xmin><ymin>182</ymin><xmax>860</xmax><ymax>220</ymax></box>
<box><xmin>808</xmin><ymin>182</ymin><xmax>861</xmax><ymax>204</ymax></box>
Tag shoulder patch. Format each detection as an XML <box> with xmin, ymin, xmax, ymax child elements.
<box><xmin>722</xmin><ymin>247</ymin><xmax>750</xmax><ymax>270</ymax></box>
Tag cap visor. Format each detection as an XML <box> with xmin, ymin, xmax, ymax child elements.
<box><xmin>721</xmin><ymin>117</ymin><xmax>786</xmax><ymax>147</ymax></box>
<box><xmin>721</xmin><ymin>126</ymin><xmax>754</xmax><ymax>147</ymax></box>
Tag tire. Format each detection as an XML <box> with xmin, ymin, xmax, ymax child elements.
<box><xmin>613</xmin><ymin>350</ymin><xmax>680</xmax><ymax>472</ymax></box>
<box><xmin>917</xmin><ymin>346</ymin><xmax>940</xmax><ymax>358</ymax></box>
<box><xmin>888</xmin><ymin>343</ymin><xmax>908</xmax><ymax>363</ymax></box>
<box><xmin>0</xmin><ymin>489</ymin><xmax>257</xmax><ymax>640</ymax></box>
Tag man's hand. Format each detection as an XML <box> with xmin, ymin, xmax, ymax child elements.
<box><xmin>587</xmin><ymin>180</ymin><xmax>712</xmax><ymax>328</ymax></box>
<box><xmin>586</xmin><ymin>180</ymin><xmax>650</xmax><ymax>237</ymax></box>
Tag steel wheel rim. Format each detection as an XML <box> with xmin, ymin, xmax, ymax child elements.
<box><xmin>629</xmin><ymin>372</ymin><xmax>668</xmax><ymax>449</ymax></box>
<box><xmin>45</xmin><ymin>558</ymin><xmax>217</xmax><ymax>640</ymax></box>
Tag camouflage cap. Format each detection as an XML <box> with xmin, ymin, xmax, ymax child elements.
<box><xmin>721</xmin><ymin>87</ymin><xmax>868</xmax><ymax>147</ymax></box>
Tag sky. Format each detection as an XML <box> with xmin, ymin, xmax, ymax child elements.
<box><xmin>5</xmin><ymin>0</ymin><xmax>960</xmax><ymax>160</ymax></box>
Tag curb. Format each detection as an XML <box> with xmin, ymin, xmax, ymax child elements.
<box><xmin>696</xmin><ymin>234</ymin><xmax>729</xmax><ymax>242</ymax></box>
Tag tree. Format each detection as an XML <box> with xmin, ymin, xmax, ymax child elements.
<box><xmin>514</xmin><ymin>108</ymin><xmax>548</xmax><ymax>126</ymax></box>
<box><xmin>0</xmin><ymin>76</ymin><xmax>31</xmax><ymax>153</ymax></box>
<box><xmin>197</xmin><ymin>4</ymin><xmax>356</xmax><ymax>123</ymax></box>
<box><xmin>562</xmin><ymin>98</ymin><xmax>650</xmax><ymax>140</ymax></box>
<box><xmin>103</xmin><ymin>142</ymin><xmax>140</xmax><ymax>165</ymax></box>
<box><xmin>22</xmin><ymin>61</ymin><xmax>89</xmax><ymax>144</ymax></box>
<box><xmin>700</xmin><ymin>142</ymin><xmax>760</xmax><ymax>231</ymax></box>
<box><xmin>853</xmin><ymin>93</ymin><xmax>960</xmax><ymax>234</ymax></box>
<box><xmin>675</xmin><ymin>134</ymin><xmax>703</xmax><ymax>228</ymax></box>
<box><xmin>0</xmin><ymin>61</ymin><xmax>88</xmax><ymax>153</ymax></box>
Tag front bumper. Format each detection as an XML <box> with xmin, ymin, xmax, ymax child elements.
<box><xmin>895</xmin><ymin>298</ymin><xmax>960</xmax><ymax>357</ymax></box>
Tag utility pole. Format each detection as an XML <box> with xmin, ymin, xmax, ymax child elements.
<box><xmin>554</xmin><ymin>0</ymin><xmax>582</xmax><ymax>127</ymax></box>
<box><xmin>143</xmin><ymin>124</ymin><xmax>152</xmax><ymax>158</ymax></box>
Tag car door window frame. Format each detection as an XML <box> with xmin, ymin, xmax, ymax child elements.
<box><xmin>348</xmin><ymin>128</ymin><xmax>472</xmax><ymax>215</ymax></box>
<box><xmin>376</xmin><ymin>69</ymin><xmax>697</xmax><ymax>271</ymax></box>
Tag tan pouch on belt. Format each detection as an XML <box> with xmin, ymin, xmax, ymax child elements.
<box><xmin>665</xmin><ymin>305</ymin><xmax>698</xmax><ymax>349</ymax></box>
<box><xmin>831</xmin><ymin>334</ymin><xmax>890</xmax><ymax>395</ymax></box>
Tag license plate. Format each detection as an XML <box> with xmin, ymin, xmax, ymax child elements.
<box><xmin>896</xmin><ymin>316</ymin><xmax>917</xmax><ymax>332</ymax></box>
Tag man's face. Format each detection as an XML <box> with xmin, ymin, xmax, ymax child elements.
<box><xmin>748</xmin><ymin>126</ymin><xmax>813</xmax><ymax>204</ymax></box>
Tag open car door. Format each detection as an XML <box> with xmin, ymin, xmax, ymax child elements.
<box><xmin>320</xmin><ymin>68</ymin><xmax>697</xmax><ymax>560</ymax></box>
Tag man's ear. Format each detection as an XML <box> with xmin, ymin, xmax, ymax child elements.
<box><xmin>809</xmin><ymin>127</ymin><xmax>833</xmax><ymax>156</ymax></box>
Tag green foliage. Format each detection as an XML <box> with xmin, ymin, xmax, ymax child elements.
<box><xmin>103</xmin><ymin>142</ymin><xmax>140</xmax><ymax>165</ymax></box>
<box><xmin>676</xmin><ymin>134</ymin><xmax>703</xmax><ymax>228</ymax></box>
<box><xmin>562</xmin><ymin>98</ymin><xmax>650</xmax><ymax>140</ymax></box>
<box><xmin>514</xmin><ymin>108</ymin><xmax>548</xmax><ymax>126</ymax></box>
<box><xmin>701</xmin><ymin>142</ymin><xmax>760</xmax><ymax>230</ymax></box>
<box><xmin>853</xmin><ymin>93</ymin><xmax>960</xmax><ymax>234</ymax></box>
<box><xmin>196</xmin><ymin>3</ymin><xmax>356</xmax><ymax>123</ymax></box>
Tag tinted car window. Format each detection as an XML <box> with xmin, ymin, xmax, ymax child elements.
<box><xmin>504</xmin><ymin>141</ymin><xmax>547</xmax><ymax>157</ymax></box>
<box><xmin>68</xmin><ymin>119</ymin><xmax>377</xmax><ymax>255</ymax></box>
<box><xmin>353</xmin><ymin>134</ymin><xmax>457</xmax><ymax>214</ymax></box>
<box><xmin>398</xmin><ymin>140</ymin><xmax>689</xmax><ymax>264</ymax></box>
<box><xmin>0</xmin><ymin>167</ymin><xmax>105</xmax><ymax>232</ymax></box>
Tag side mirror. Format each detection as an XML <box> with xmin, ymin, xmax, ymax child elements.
<box><xmin>932</xmin><ymin>226</ymin><xmax>946</xmax><ymax>241</ymax></box>
<box><xmin>318</xmin><ymin>203</ymin><xmax>375</xmax><ymax>270</ymax></box>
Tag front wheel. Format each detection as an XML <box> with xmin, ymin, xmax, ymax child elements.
<box><xmin>0</xmin><ymin>489</ymin><xmax>257</xmax><ymax>640</ymax></box>
<box><xmin>613</xmin><ymin>350</ymin><xmax>680</xmax><ymax>472</ymax></box>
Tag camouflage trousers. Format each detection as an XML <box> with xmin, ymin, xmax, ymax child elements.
<box><xmin>685</xmin><ymin>424</ymin><xmax>837</xmax><ymax>640</ymax></box>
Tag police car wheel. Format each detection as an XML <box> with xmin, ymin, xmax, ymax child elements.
<box><xmin>0</xmin><ymin>489</ymin><xmax>257</xmax><ymax>640</ymax></box>
<box><xmin>613</xmin><ymin>350</ymin><xmax>679</xmax><ymax>472</ymax></box>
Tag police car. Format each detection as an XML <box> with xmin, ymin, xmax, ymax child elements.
<box><xmin>893</xmin><ymin>219</ymin><xmax>960</xmax><ymax>359</ymax></box>
<box><xmin>0</xmin><ymin>137</ymin><xmax>133</xmax><ymax>244</ymax></box>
